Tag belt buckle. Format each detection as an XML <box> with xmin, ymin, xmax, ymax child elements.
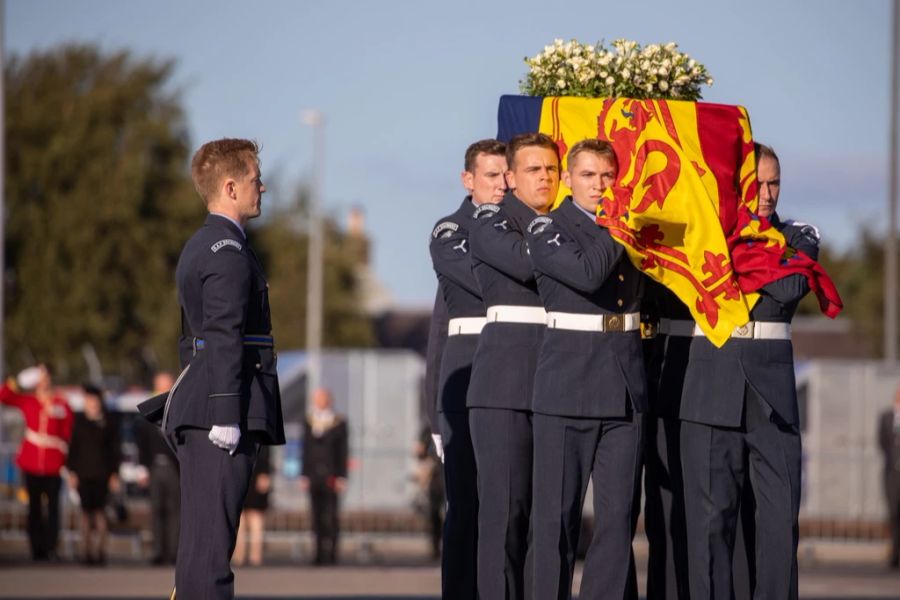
<box><xmin>733</xmin><ymin>322</ymin><xmax>754</xmax><ymax>339</ymax></box>
<box><xmin>605</xmin><ymin>314</ymin><xmax>623</xmax><ymax>332</ymax></box>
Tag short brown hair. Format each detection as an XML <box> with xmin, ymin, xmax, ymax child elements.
<box><xmin>506</xmin><ymin>132</ymin><xmax>560</xmax><ymax>170</ymax></box>
<box><xmin>566</xmin><ymin>139</ymin><xmax>617</xmax><ymax>171</ymax></box>
<box><xmin>754</xmin><ymin>143</ymin><xmax>779</xmax><ymax>167</ymax></box>
<box><xmin>190</xmin><ymin>138</ymin><xmax>260</xmax><ymax>204</ymax></box>
<box><xmin>464</xmin><ymin>139</ymin><xmax>506</xmax><ymax>172</ymax></box>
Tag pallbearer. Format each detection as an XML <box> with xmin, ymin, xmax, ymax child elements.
<box><xmin>526</xmin><ymin>139</ymin><xmax>646</xmax><ymax>600</ymax></box>
<box><xmin>428</xmin><ymin>139</ymin><xmax>508</xmax><ymax>598</ymax></box>
<box><xmin>680</xmin><ymin>144</ymin><xmax>818</xmax><ymax>599</ymax></box>
<box><xmin>467</xmin><ymin>132</ymin><xmax>559</xmax><ymax>600</ymax></box>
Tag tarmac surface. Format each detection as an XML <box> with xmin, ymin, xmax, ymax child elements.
<box><xmin>0</xmin><ymin>535</ymin><xmax>898</xmax><ymax>598</ymax></box>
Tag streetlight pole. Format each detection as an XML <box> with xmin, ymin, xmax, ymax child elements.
<box><xmin>887</xmin><ymin>0</ymin><xmax>899</xmax><ymax>361</ymax></box>
<box><xmin>302</xmin><ymin>110</ymin><xmax>325</xmax><ymax>402</ymax></box>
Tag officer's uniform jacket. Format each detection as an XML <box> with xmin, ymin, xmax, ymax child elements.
<box><xmin>466</xmin><ymin>192</ymin><xmax>544</xmax><ymax>411</ymax></box>
<box><xmin>680</xmin><ymin>213</ymin><xmax>819</xmax><ymax>427</ymax></box>
<box><xmin>429</xmin><ymin>197</ymin><xmax>485</xmax><ymax>414</ymax></box>
<box><xmin>526</xmin><ymin>197</ymin><xmax>647</xmax><ymax>418</ymax></box>
<box><xmin>166</xmin><ymin>214</ymin><xmax>285</xmax><ymax>444</ymax></box>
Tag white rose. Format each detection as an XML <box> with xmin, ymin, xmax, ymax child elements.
<box><xmin>586</xmin><ymin>45</ymin><xmax>595</xmax><ymax>53</ymax></box>
<box><xmin>600</xmin><ymin>71</ymin><xmax>608</xmax><ymax>78</ymax></box>
<box><xmin>557</xmin><ymin>78</ymin><xmax>567</xmax><ymax>89</ymax></box>
<box><xmin>659</xmin><ymin>67</ymin><xmax>669</xmax><ymax>77</ymax></box>
<box><xmin>706</xmin><ymin>77</ymin><xmax>714</xmax><ymax>86</ymax></box>
<box><xmin>621</xmin><ymin>68</ymin><xmax>631</xmax><ymax>79</ymax></box>
<box><xmin>605</xmin><ymin>76</ymin><xmax>615</xmax><ymax>85</ymax></box>
<box><xmin>659</xmin><ymin>80</ymin><xmax>669</xmax><ymax>91</ymax></box>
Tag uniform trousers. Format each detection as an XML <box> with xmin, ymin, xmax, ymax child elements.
<box><xmin>469</xmin><ymin>407</ymin><xmax>533</xmax><ymax>600</ymax></box>
<box><xmin>643</xmin><ymin>416</ymin><xmax>689</xmax><ymax>600</ymax></box>
<box><xmin>439</xmin><ymin>409</ymin><xmax>478</xmax><ymax>599</ymax></box>
<box><xmin>532</xmin><ymin>412</ymin><xmax>643</xmax><ymax>600</ymax></box>
<box><xmin>172</xmin><ymin>428</ymin><xmax>257</xmax><ymax>600</ymax></box>
<box><xmin>150</xmin><ymin>461</ymin><xmax>180</xmax><ymax>563</ymax></box>
<box><xmin>310</xmin><ymin>481</ymin><xmax>340</xmax><ymax>564</ymax></box>
<box><xmin>24</xmin><ymin>474</ymin><xmax>61</xmax><ymax>560</ymax></box>
<box><xmin>681</xmin><ymin>386</ymin><xmax>801</xmax><ymax>600</ymax></box>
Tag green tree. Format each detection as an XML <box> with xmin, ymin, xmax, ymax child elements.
<box><xmin>252</xmin><ymin>189</ymin><xmax>374</xmax><ymax>349</ymax></box>
<box><xmin>5</xmin><ymin>45</ymin><xmax>204</xmax><ymax>381</ymax></box>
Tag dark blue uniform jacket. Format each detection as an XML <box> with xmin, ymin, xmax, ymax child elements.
<box><xmin>429</xmin><ymin>197</ymin><xmax>486</xmax><ymax>414</ymax></box>
<box><xmin>466</xmin><ymin>192</ymin><xmax>544</xmax><ymax>411</ymax></box>
<box><xmin>167</xmin><ymin>214</ymin><xmax>285</xmax><ymax>445</ymax></box>
<box><xmin>527</xmin><ymin>197</ymin><xmax>647</xmax><ymax>418</ymax></box>
<box><xmin>680</xmin><ymin>213</ymin><xmax>819</xmax><ymax>428</ymax></box>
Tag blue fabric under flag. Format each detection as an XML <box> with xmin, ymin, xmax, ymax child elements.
<box><xmin>496</xmin><ymin>95</ymin><xmax>542</xmax><ymax>142</ymax></box>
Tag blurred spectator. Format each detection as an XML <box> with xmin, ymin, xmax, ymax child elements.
<box><xmin>414</xmin><ymin>424</ymin><xmax>444</xmax><ymax>561</ymax></box>
<box><xmin>301</xmin><ymin>388</ymin><xmax>348</xmax><ymax>566</ymax></box>
<box><xmin>0</xmin><ymin>364</ymin><xmax>73</xmax><ymax>561</ymax></box>
<box><xmin>233</xmin><ymin>445</ymin><xmax>272</xmax><ymax>567</ymax></box>
<box><xmin>66</xmin><ymin>384</ymin><xmax>121</xmax><ymax>565</ymax></box>
<box><xmin>134</xmin><ymin>371</ymin><xmax>180</xmax><ymax>565</ymax></box>
<box><xmin>879</xmin><ymin>386</ymin><xmax>900</xmax><ymax>570</ymax></box>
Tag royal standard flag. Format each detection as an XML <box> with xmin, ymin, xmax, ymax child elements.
<box><xmin>497</xmin><ymin>95</ymin><xmax>841</xmax><ymax>347</ymax></box>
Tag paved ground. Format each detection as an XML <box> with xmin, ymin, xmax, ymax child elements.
<box><xmin>0</xmin><ymin>536</ymin><xmax>898</xmax><ymax>599</ymax></box>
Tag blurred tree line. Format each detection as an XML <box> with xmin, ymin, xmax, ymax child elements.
<box><xmin>4</xmin><ymin>44</ymin><xmax>371</xmax><ymax>385</ymax></box>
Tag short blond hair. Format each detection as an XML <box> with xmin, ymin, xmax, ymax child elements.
<box><xmin>190</xmin><ymin>138</ymin><xmax>260</xmax><ymax>204</ymax></box>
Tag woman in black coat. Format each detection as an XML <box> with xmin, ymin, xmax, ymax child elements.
<box><xmin>66</xmin><ymin>384</ymin><xmax>121</xmax><ymax>565</ymax></box>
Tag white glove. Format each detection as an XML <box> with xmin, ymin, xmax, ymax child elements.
<box><xmin>431</xmin><ymin>433</ymin><xmax>444</xmax><ymax>464</ymax></box>
<box><xmin>16</xmin><ymin>366</ymin><xmax>42</xmax><ymax>390</ymax></box>
<box><xmin>208</xmin><ymin>424</ymin><xmax>241</xmax><ymax>455</ymax></box>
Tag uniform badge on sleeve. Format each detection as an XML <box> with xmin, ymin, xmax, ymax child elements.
<box><xmin>527</xmin><ymin>216</ymin><xmax>553</xmax><ymax>234</ymax></box>
<box><xmin>473</xmin><ymin>204</ymin><xmax>500</xmax><ymax>219</ymax></box>
<box><xmin>210</xmin><ymin>239</ymin><xmax>243</xmax><ymax>253</ymax></box>
<box><xmin>431</xmin><ymin>221</ymin><xmax>459</xmax><ymax>239</ymax></box>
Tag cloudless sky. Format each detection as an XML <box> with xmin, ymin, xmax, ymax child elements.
<box><xmin>7</xmin><ymin>0</ymin><xmax>895</xmax><ymax>306</ymax></box>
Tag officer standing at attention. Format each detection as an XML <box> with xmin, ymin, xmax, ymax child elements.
<box><xmin>428</xmin><ymin>139</ymin><xmax>508</xmax><ymax>598</ymax></box>
<box><xmin>161</xmin><ymin>138</ymin><xmax>286</xmax><ymax>599</ymax></box>
<box><xmin>526</xmin><ymin>139</ymin><xmax>646</xmax><ymax>600</ymax></box>
<box><xmin>680</xmin><ymin>143</ymin><xmax>818</xmax><ymax>600</ymax></box>
<box><xmin>467</xmin><ymin>132</ymin><xmax>559</xmax><ymax>600</ymax></box>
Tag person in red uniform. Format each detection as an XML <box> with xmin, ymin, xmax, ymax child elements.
<box><xmin>0</xmin><ymin>364</ymin><xmax>73</xmax><ymax>561</ymax></box>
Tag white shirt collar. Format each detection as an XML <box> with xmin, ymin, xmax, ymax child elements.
<box><xmin>210</xmin><ymin>212</ymin><xmax>246</xmax><ymax>239</ymax></box>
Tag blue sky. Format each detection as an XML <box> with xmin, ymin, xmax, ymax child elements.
<box><xmin>7</xmin><ymin>0</ymin><xmax>894</xmax><ymax>306</ymax></box>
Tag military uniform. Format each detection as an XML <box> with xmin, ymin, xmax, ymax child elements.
<box><xmin>467</xmin><ymin>191</ymin><xmax>545</xmax><ymax>600</ymax></box>
<box><xmin>641</xmin><ymin>279</ymin><xmax>691</xmax><ymax>600</ymax></box>
<box><xmin>428</xmin><ymin>196</ymin><xmax>485</xmax><ymax>598</ymax></box>
<box><xmin>166</xmin><ymin>214</ymin><xmax>285</xmax><ymax>599</ymax></box>
<box><xmin>680</xmin><ymin>213</ymin><xmax>818</xmax><ymax>600</ymax></box>
<box><xmin>526</xmin><ymin>197</ymin><xmax>646</xmax><ymax>600</ymax></box>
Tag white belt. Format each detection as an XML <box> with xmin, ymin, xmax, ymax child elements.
<box><xmin>24</xmin><ymin>429</ymin><xmax>69</xmax><ymax>453</ymax></box>
<box><xmin>546</xmin><ymin>311</ymin><xmax>641</xmax><ymax>333</ymax></box>
<box><xmin>485</xmin><ymin>305</ymin><xmax>547</xmax><ymax>325</ymax></box>
<box><xmin>448</xmin><ymin>317</ymin><xmax>487</xmax><ymax>336</ymax></box>
<box><xmin>658</xmin><ymin>318</ymin><xmax>695</xmax><ymax>337</ymax></box>
<box><xmin>693</xmin><ymin>321</ymin><xmax>792</xmax><ymax>340</ymax></box>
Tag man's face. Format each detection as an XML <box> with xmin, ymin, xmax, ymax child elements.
<box><xmin>562</xmin><ymin>151</ymin><xmax>617</xmax><ymax>214</ymax></box>
<box><xmin>757</xmin><ymin>155</ymin><xmax>781</xmax><ymax>219</ymax></box>
<box><xmin>461</xmin><ymin>153</ymin><xmax>507</xmax><ymax>204</ymax></box>
<box><xmin>506</xmin><ymin>145</ymin><xmax>560</xmax><ymax>214</ymax></box>
<box><xmin>312</xmin><ymin>389</ymin><xmax>332</xmax><ymax>411</ymax></box>
<box><xmin>232</xmin><ymin>159</ymin><xmax>265</xmax><ymax>222</ymax></box>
